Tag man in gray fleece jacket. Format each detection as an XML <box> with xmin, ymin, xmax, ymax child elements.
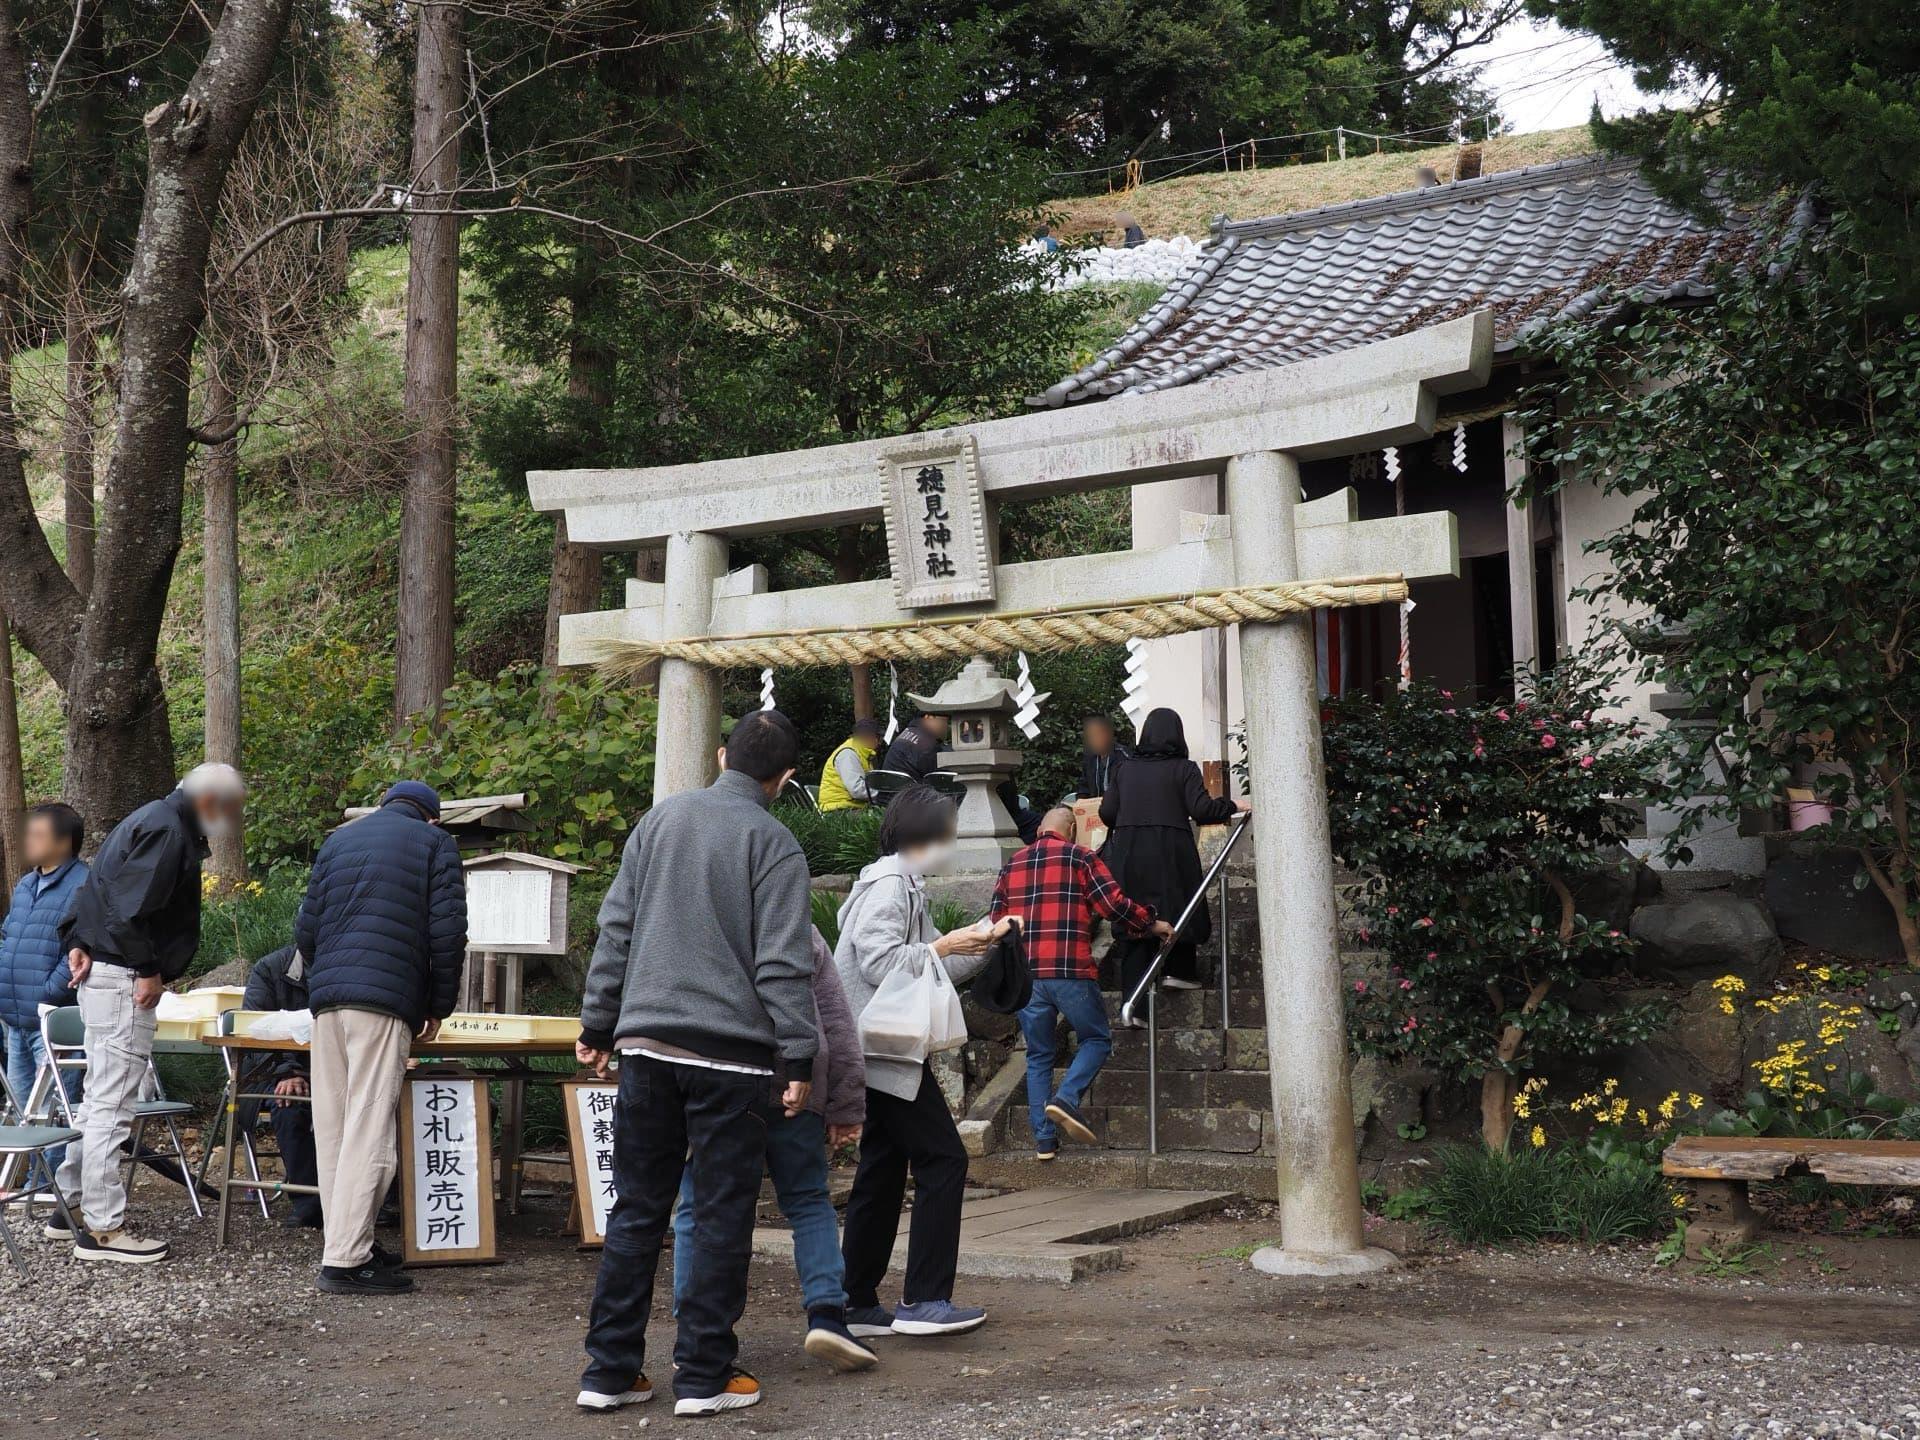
<box><xmin>574</xmin><ymin>710</ymin><xmax>816</xmax><ymax>1418</ymax></box>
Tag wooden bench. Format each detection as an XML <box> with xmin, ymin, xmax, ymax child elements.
<box><xmin>1661</xmin><ymin>1135</ymin><xmax>1920</xmax><ymax>1259</ymax></box>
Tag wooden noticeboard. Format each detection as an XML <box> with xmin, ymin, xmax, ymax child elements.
<box><xmin>397</xmin><ymin>1071</ymin><xmax>498</xmax><ymax>1265</ymax></box>
<box><xmin>563</xmin><ymin>1079</ymin><xmax>620</xmax><ymax>1247</ymax></box>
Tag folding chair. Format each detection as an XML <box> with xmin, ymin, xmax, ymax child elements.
<box><xmin>0</xmin><ymin>1067</ymin><xmax>80</xmax><ymax>1275</ymax></box>
<box><xmin>865</xmin><ymin>768</ymin><xmax>914</xmax><ymax>805</ymax></box>
<box><xmin>781</xmin><ymin>776</ymin><xmax>821</xmax><ymax>813</ymax></box>
<box><xmin>40</xmin><ymin>1005</ymin><xmax>203</xmax><ymax>1220</ymax></box>
<box><xmin>924</xmin><ymin>770</ymin><xmax>964</xmax><ymax>800</ymax></box>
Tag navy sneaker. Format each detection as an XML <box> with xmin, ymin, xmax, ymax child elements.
<box><xmin>845</xmin><ymin>1304</ymin><xmax>896</xmax><ymax>1339</ymax></box>
<box><xmin>1044</xmin><ymin>1097</ymin><xmax>1097</xmax><ymax>1145</ymax></box>
<box><xmin>1035</xmin><ymin>1141</ymin><xmax>1057</xmax><ymax>1162</ymax></box>
<box><xmin>892</xmin><ymin>1299</ymin><xmax>987</xmax><ymax>1336</ymax></box>
<box><xmin>803</xmin><ymin>1309</ymin><xmax>880</xmax><ymax>1372</ymax></box>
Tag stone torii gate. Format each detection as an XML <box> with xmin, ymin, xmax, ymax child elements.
<box><xmin>532</xmin><ymin>310</ymin><xmax>1493</xmax><ymax>1275</ymax></box>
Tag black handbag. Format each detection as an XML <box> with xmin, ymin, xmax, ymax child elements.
<box><xmin>971</xmin><ymin>919</ymin><xmax>1032</xmax><ymax>1015</ymax></box>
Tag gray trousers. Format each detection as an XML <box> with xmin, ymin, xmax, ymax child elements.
<box><xmin>311</xmin><ymin>1008</ymin><xmax>410</xmax><ymax>1269</ymax></box>
<box><xmin>54</xmin><ymin>965</ymin><xmax>157</xmax><ymax>1234</ymax></box>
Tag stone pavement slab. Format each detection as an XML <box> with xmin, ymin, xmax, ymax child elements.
<box><xmin>751</xmin><ymin>1185</ymin><xmax>1234</xmax><ymax>1285</ymax></box>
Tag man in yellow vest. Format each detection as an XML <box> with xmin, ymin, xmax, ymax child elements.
<box><xmin>818</xmin><ymin>718</ymin><xmax>884</xmax><ymax>812</ymax></box>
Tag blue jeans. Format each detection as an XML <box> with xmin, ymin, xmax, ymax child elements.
<box><xmin>1018</xmin><ymin>978</ymin><xmax>1113</xmax><ymax>1148</ymax></box>
<box><xmin>674</xmin><ymin>1108</ymin><xmax>845</xmax><ymax>1317</ymax></box>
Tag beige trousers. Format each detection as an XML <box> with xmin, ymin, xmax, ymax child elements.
<box><xmin>311</xmin><ymin>1008</ymin><xmax>410</xmax><ymax>1269</ymax></box>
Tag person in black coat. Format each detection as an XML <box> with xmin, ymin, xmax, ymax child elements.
<box><xmin>1077</xmin><ymin>714</ymin><xmax>1130</xmax><ymax>799</ymax></box>
<box><xmin>880</xmin><ymin>714</ymin><xmax>949</xmax><ymax>783</ymax></box>
<box><xmin>241</xmin><ymin>944</ymin><xmax>322</xmax><ymax>1228</ymax></box>
<box><xmin>297</xmin><ymin>780</ymin><xmax>466</xmax><ymax>1295</ymax></box>
<box><xmin>1099</xmin><ymin>709</ymin><xmax>1245</xmax><ymax>1007</ymax></box>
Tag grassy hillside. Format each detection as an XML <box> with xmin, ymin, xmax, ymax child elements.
<box><xmin>1051</xmin><ymin>125</ymin><xmax>1596</xmax><ymax>241</ymax></box>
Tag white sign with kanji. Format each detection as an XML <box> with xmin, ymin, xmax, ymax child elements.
<box><xmin>401</xmin><ymin>1074</ymin><xmax>495</xmax><ymax>1263</ymax></box>
<box><xmin>566</xmin><ymin>1080</ymin><xmax>621</xmax><ymax>1246</ymax></box>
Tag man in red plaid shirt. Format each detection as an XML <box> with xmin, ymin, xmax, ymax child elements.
<box><xmin>990</xmin><ymin>809</ymin><xmax>1171</xmax><ymax>1158</ymax></box>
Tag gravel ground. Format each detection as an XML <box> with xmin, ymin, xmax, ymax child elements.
<box><xmin>0</xmin><ymin>1196</ymin><xmax>323</xmax><ymax>1393</ymax></box>
<box><xmin>5</xmin><ymin>1193</ymin><xmax>1918</xmax><ymax>1438</ymax></box>
<box><xmin>893</xmin><ymin>1343</ymin><xmax>1920</xmax><ymax>1439</ymax></box>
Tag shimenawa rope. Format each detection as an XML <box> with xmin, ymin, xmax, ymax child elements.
<box><xmin>591</xmin><ymin>573</ymin><xmax>1408</xmax><ymax>676</ymax></box>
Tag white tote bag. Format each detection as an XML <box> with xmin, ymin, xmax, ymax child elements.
<box><xmin>861</xmin><ymin>960</ymin><xmax>970</xmax><ymax>1065</ymax></box>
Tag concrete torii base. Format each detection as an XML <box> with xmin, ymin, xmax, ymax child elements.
<box><xmin>1250</xmin><ymin>1244</ymin><xmax>1400</xmax><ymax>1278</ymax></box>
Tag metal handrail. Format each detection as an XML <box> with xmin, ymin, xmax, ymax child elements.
<box><xmin>1119</xmin><ymin>810</ymin><xmax>1253</xmax><ymax>1157</ymax></box>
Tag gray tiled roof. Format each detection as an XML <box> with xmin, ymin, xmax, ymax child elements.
<box><xmin>1037</xmin><ymin>155</ymin><xmax>1804</xmax><ymax>408</ymax></box>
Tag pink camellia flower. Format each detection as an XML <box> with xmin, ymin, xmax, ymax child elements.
<box><xmin>1495</xmin><ymin>709</ymin><xmax>1510</xmax><ymax>721</ymax></box>
<box><xmin>1415</xmin><ymin>916</ymin><xmax>1434</xmax><ymax>928</ymax></box>
<box><xmin>1424</xmin><ymin>952</ymin><xmax>1436</xmax><ymax>962</ymax></box>
<box><xmin>1540</xmin><ymin>734</ymin><xmax>1557</xmax><ymax>750</ymax></box>
<box><xmin>1354</xmin><ymin>979</ymin><xmax>1368</xmax><ymax>994</ymax></box>
<box><xmin>1386</xmin><ymin>905</ymin><xmax>1399</xmax><ymax>916</ymax></box>
<box><xmin>1607</xmin><ymin>929</ymin><xmax>1621</xmax><ymax>939</ymax></box>
<box><xmin>1401</xmin><ymin>978</ymin><xmax>1414</xmax><ymax>990</ymax></box>
<box><xmin>1357</xmin><ymin>928</ymin><xmax>1372</xmax><ymax>942</ymax></box>
<box><xmin>1579</xmin><ymin>755</ymin><xmax>1596</xmax><ymax>770</ymax></box>
<box><xmin>1571</xmin><ymin>719</ymin><xmax>1587</xmax><ymax>731</ymax></box>
<box><xmin>1515</xmin><ymin>701</ymin><xmax>1528</xmax><ymax>712</ymax></box>
<box><xmin>1401</xmin><ymin>1015</ymin><xmax>1419</xmax><ymax>1033</ymax></box>
<box><xmin>1441</xmin><ymin>689</ymin><xmax>1453</xmax><ymax>699</ymax></box>
<box><xmin>1472</xmin><ymin>743</ymin><xmax>1486</xmax><ymax>759</ymax></box>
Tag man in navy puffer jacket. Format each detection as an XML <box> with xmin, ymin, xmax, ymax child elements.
<box><xmin>0</xmin><ymin>804</ymin><xmax>87</xmax><ymax>1146</ymax></box>
<box><xmin>297</xmin><ymin>780</ymin><xmax>466</xmax><ymax>1295</ymax></box>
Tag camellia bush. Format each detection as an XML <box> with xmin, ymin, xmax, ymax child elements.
<box><xmin>1325</xmin><ymin>666</ymin><xmax>1672</xmax><ymax>1150</ymax></box>
<box><xmin>1522</xmin><ymin>227</ymin><xmax>1920</xmax><ymax>963</ymax></box>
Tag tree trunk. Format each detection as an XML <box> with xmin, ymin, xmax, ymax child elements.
<box><xmin>834</xmin><ymin>524</ymin><xmax>873</xmax><ymax>718</ymax></box>
<box><xmin>0</xmin><ymin>610</ymin><xmax>24</xmax><ymax>898</ymax></box>
<box><xmin>201</xmin><ymin>362</ymin><xmax>245</xmax><ymax>885</ymax></box>
<box><xmin>0</xmin><ymin>0</ymin><xmax>297</xmax><ymax>838</ymax></box>
<box><xmin>61</xmin><ymin>253</ymin><xmax>96</xmax><ymax>595</ymax></box>
<box><xmin>543</xmin><ymin>250</ymin><xmax>610</xmax><ymax>672</ymax></box>
<box><xmin>393</xmin><ymin>0</ymin><xmax>464</xmax><ymax>730</ymax></box>
<box><xmin>1479</xmin><ymin>1069</ymin><xmax>1516</xmax><ymax>1152</ymax></box>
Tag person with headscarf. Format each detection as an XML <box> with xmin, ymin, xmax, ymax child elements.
<box><xmin>1098</xmin><ymin>709</ymin><xmax>1246</xmax><ymax>1012</ymax></box>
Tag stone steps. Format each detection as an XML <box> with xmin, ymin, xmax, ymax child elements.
<box><xmin>969</xmin><ymin>1146</ymin><xmax>1281</xmax><ymax>1202</ymax></box>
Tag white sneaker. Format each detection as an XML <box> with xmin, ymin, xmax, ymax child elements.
<box><xmin>1161</xmin><ymin>976</ymin><xmax>1201</xmax><ymax>991</ymax></box>
<box><xmin>74</xmin><ymin>1227</ymin><xmax>168</xmax><ymax>1264</ymax></box>
<box><xmin>576</xmin><ymin>1377</ymin><xmax>653</xmax><ymax>1409</ymax></box>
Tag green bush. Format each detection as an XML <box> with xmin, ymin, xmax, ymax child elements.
<box><xmin>776</xmin><ymin>803</ymin><xmax>882</xmax><ymax>876</ymax></box>
<box><xmin>1325</xmin><ymin>664</ymin><xmax>1672</xmax><ymax>1150</ymax></box>
<box><xmin>1425</xmin><ymin>1142</ymin><xmax>1672</xmax><ymax>1247</ymax></box>
<box><xmin>193</xmin><ymin>867</ymin><xmax>310</xmax><ymax>979</ymax></box>
<box><xmin>353</xmin><ymin>665</ymin><xmax>656</xmax><ymax>866</ymax></box>
<box><xmin>241</xmin><ymin>637</ymin><xmax>392</xmax><ymax>868</ymax></box>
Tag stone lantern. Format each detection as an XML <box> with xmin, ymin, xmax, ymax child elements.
<box><xmin>908</xmin><ymin>655</ymin><xmax>1030</xmax><ymax>872</ymax></box>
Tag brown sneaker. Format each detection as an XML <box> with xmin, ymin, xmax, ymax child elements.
<box><xmin>674</xmin><ymin>1370</ymin><xmax>762</xmax><ymax>1416</ymax></box>
<box><xmin>74</xmin><ymin>1227</ymin><xmax>169</xmax><ymax>1264</ymax></box>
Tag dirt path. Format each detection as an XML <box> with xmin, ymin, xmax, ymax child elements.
<box><xmin>8</xmin><ymin>1200</ymin><xmax>1920</xmax><ymax>1439</ymax></box>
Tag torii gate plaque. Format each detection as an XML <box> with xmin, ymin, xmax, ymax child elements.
<box><xmin>531</xmin><ymin>310</ymin><xmax>1493</xmax><ymax>1276</ymax></box>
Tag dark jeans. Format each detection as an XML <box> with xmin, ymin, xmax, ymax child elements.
<box><xmin>840</xmin><ymin>1065</ymin><xmax>967</xmax><ymax>1308</ymax></box>
<box><xmin>581</xmin><ymin>1056</ymin><xmax>773</xmax><ymax>1401</ymax></box>
<box><xmin>270</xmin><ymin>1101</ymin><xmax>323</xmax><ymax>1225</ymax></box>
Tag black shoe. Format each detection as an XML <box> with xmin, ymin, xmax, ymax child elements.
<box><xmin>317</xmin><ymin>1261</ymin><xmax>414</xmax><ymax>1294</ymax></box>
<box><xmin>803</xmin><ymin>1309</ymin><xmax>880</xmax><ymax>1373</ymax></box>
<box><xmin>281</xmin><ymin>1209</ymin><xmax>324</xmax><ymax>1231</ymax></box>
<box><xmin>43</xmin><ymin>1206</ymin><xmax>75</xmax><ymax>1241</ymax></box>
<box><xmin>375</xmin><ymin>1204</ymin><xmax>402</xmax><ymax>1229</ymax></box>
<box><xmin>369</xmin><ymin>1242</ymin><xmax>406</xmax><ymax>1270</ymax></box>
<box><xmin>1044</xmin><ymin>1097</ymin><xmax>1098</xmax><ymax>1145</ymax></box>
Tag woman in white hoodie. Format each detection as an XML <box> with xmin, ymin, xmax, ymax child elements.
<box><xmin>834</xmin><ymin>784</ymin><xmax>1001</xmax><ymax>1339</ymax></box>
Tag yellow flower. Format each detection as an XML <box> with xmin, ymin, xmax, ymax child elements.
<box><xmin>1513</xmin><ymin>1091</ymin><xmax>1531</xmax><ymax>1118</ymax></box>
<box><xmin>1636</xmin><ymin>1108</ymin><xmax>1650</xmax><ymax>1127</ymax></box>
<box><xmin>1657</xmin><ymin>1092</ymin><xmax>1680</xmax><ymax>1121</ymax></box>
<box><xmin>1686</xmin><ymin>1093</ymin><xmax>1705</xmax><ymax>1111</ymax></box>
<box><xmin>1529</xmin><ymin>1125</ymin><xmax>1547</xmax><ymax>1149</ymax></box>
<box><xmin>1670</xmin><ymin>1192</ymin><xmax>1689</xmax><ymax>1210</ymax></box>
<box><xmin>1602</xmin><ymin>1077</ymin><xmax>1619</xmax><ymax>1096</ymax></box>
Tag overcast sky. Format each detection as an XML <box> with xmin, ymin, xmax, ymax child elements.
<box><xmin>1467</xmin><ymin>19</ymin><xmax>1676</xmax><ymax>134</ymax></box>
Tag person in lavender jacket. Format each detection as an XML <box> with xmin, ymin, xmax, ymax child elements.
<box><xmin>674</xmin><ymin>927</ymin><xmax>875</xmax><ymax>1372</ymax></box>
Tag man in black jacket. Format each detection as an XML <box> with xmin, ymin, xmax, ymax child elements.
<box><xmin>242</xmin><ymin>944</ymin><xmax>322</xmax><ymax>1228</ymax></box>
<box><xmin>1077</xmin><ymin>714</ymin><xmax>1130</xmax><ymax>800</ymax></box>
<box><xmin>880</xmin><ymin>713</ymin><xmax>948</xmax><ymax>783</ymax></box>
<box><xmin>298</xmin><ymin>779</ymin><xmax>466</xmax><ymax>1296</ymax></box>
<box><xmin>53</xmin><ymin>762</ymin><xmax>244</xmax><ymax>1264</ymax></box>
